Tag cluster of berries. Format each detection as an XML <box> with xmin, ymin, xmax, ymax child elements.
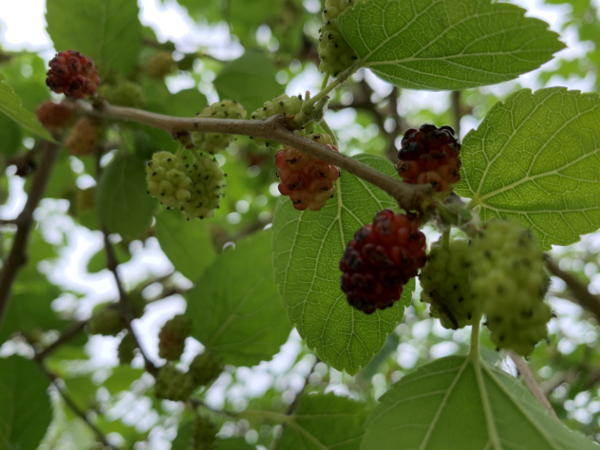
<box><xmin>191</xmin><ymin>100</ymin><xmax>247</xmax><ymax>154</ymax></box>
<box><xmin>318</xmin><ymin>0</ymin><xmax>362</xmax><ymax>77</ymax></box>
<box><xmin>153</xmin><ymin>314</ymin><xmax>223</xmax><ymax>401</ymax></box>
<box><xmin>39</xmin><ymin>50</ymin><xmax>105</xmax><ymax>155</ymax></box>
<box><xmin>276</xmin><ymin>133</ymin><xmax>340</xmax><ymax>211</ymax></box>
<box><xmin>337</xmin><ymin>123</ymin><xmax>552</xmax><ymax>355</ymax></box>
<box><xmin>146</xmin><ymin>150</ymin><xmax>226</xmax><ymax>220</ymax></box>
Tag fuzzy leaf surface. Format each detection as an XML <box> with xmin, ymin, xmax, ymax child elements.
<box><xmin>456</xmin><ymin>88</ymin><xmax>600</xmax><ymax>249</ymax></box>
<box><xmin>46</xmin><ymin>0</ymin><xmax>142</xmax><ymax>73</ymax></box>
<box><xmin>0</xmin><ymin>74</ymin><xmax>55</xmax><ymax>142</ymax></box>
<box><xmin>337</xmin><ymin>0</ymin><xmax>564</xmax><ymax>90</ymax></box>
<box><xmin>279</xmin><ymin>393</ymin><xmax>368</xmax><ymax>450</ymax></box>
<box><xmin>97</xmin><ymin>152</ymin><xmax>155</xmax><ymax>238</ymax></box>
<box><xmin>361</xmin><ymin>355</ymin><xmax>597</xmax><ymax>450</ymax></box>
<box><xmin>155</xmin><ymin>210</ymin><xmax>216</xmax><ymax>281</ymax></box>
<box><xmin>0</xmin><ymin>356</ymin><xmax>52</xmax><ymax>450</ymax></box>
<box><xmin>188</xmin><ymin>230</ymin><xmax>290</xmax><ymax>367</ymax></box>
<box><xmin>272</xmin><ymin>154</ymin><xmax>412</xmax><ymax>374</ymax></box>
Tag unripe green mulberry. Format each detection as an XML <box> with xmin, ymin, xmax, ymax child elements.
<box><xmin>249</xmin><ymin>94</ymin><xmax>304</xmax><ymax>149</ymax></box>
<box><xmin>191</xmin><ymin>100</ymin><xmax>246</xmax><ymax>154</ymax></box>
<box><xmin>154</xmin><ymin>365</ymin><xmax>195</xmax><ymax>401</ymax></box>
<box><xmin>471</xmin><ymin>220</ymin><xmax>551</xmax><ymax>356</ymax></box>
<box><xmin>146</xmin><ymin>151</ymin><xmax>194</xmax><ymax>208</ymax></box>
<box><xmin>145</xmin><ymin>51</ymin><xmax>175</xmax><ymax>78</ymax></box>
<box><xmin>76</xmin><ymin>187</ymin><xmax>95</xmax><ymax>210</ymax></box>
<box><xmin>158</xmin><ymin>314</ymin><xmax>192</xmax><ymax>361</ymax></box>
<box><xmin>193</xmin><ymin>415</ymin><xmax>218</xmax><ymax>450</ymax></box>
<box><xmin>318</xmin><ymin>0</ymin><xmax>363</xmax><ymax>77</ymax></box>
<box><xmin>181</xmin><ymin>154</ymin><xmax>225</xmax><ymax>220</ymax></box>
<box><xmin>188</xmin><ymin>350</ymin><xmax>223</xmax><ymax>386</ymax></box>
<box><xmin>118</xmin><ymin>332</ymin><xmax>137</xmax><ymax>365</ymax></box>
<box><xmin>99</xmin><ymin>81</ymin><xmax>146</xmax><ymax>108</ymax></box>
<box><xmin>420</xmin><ymin>239</ymin><xmax>475</xmax><ymax>330</ymax></box>
<box><xmin>88</xmin><ymin>303</ymin><xmax>123</xmax><ymax>336</ymax></box>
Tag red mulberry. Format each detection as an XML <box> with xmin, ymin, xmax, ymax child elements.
<box><xmin>65</xmin><ymin>117</ymin><xmax>102</xmax><ymax>156</ymax></box>
<box><xmin>276</xmin><ymin>133</ymin><xmax>340</xmax><ymax>211</ymax></box>
<box><xmin>36</xmin><ymin>101</ymin><xmax>76</xmax><ymax>132</ymax></box>
<box><xmin>396</xmin><ymin>124</ymin><xmax>461</xmax><ymax>194</ymax></box>
<box><xmin>340</xmin><ymin>210</ymin><xmax>427</xmax><ymax>314</ymax></box>
<box><xmin>46</xmin><ymin>50</ymin><xmax>100</xmax><ymax>98</ymax></box>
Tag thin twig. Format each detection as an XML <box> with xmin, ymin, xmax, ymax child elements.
<box><xmin>102</xmin><ymin>227</ymin><xmax>157</xmax><ymax>375</ymax></box>
<box><xmin>36</xmin><ymin>321</ymin><xmax>87</xmax><ymax>360</ymax></box>
<box><xmin>508</xmin><ymin>351</ymin><xmax>559</xmax><ymax>421</ymax></box>
<box><xmin>78</xmin><ymin>101</ymin><xmax>434</xmax><ymax>213</ymax></box>
<box><xmin>272</xmin><ymin>358</ymin><xmax>319</xmax><ymax>450</ymax></box>
<box><xmin>0</xmin><ymin>141</ymin><xmax>60</xmax><ymax>333</ymax></box>
<box><xmin>35</xmin><ymin>359</ymin><xmax>117</xmax><ymax>449</ymax></box>
<box><xmin>93</xmin><ymin>144</ymin><xmax>157</xmax><ymax>375</ymax></box>
<box><xmin>546</xmin><ymin>256</ymin><xmax>600</xmax><ymax>323</ymax></box>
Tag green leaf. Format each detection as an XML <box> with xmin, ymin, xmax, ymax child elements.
<box><xmin>87</xmin><ymin>244</ymin><xmax>131</xmax><ymax>274</ymax></box>
<box><xmin>188</xmin><ymin>230</ymin><xmax>291</xmax><ymax>367</ymax></box>
<box><xmin>103</xmin><ymin>367</ymin><xmax>145</xmax><ymax>395</ymax></box>
<box><xmin>0</xmin><ymin>74</ymin><xmax>55</xmax><ymax>142</ymax></box>
<box><xmin>97</xmin><ymin>152</ymin><xmax>156</xmax><ymax>238</ymax></box>
<box><xmin>0</xmin><ymin>113</ymin><xmax>22</xmax><ymax>156</ymax></box>
<box><xmin>46</xmin><ymin>0</ymin><xmax>143</xmax><ymax>73</ymax></box>
<box><xmin>63</xmin><ymin>375</ymin><xmax>96</xmax><ymax>419</ymax></box>
<box><xmin>455</xmin><ymin>88</ymin><xmax>600</xmax><ymax>250</ymax></box>
<box><xmin>272</xmin><ymin>154</ymin><xmax>412</xmax><ymax>374</ymax></box>
<box><xmin>155</xmin><ymin>210</ymin><xmax>216</xmax><ymax>281</ymax></box>
<box><xmin>217</xmin><ymin>438</ymin><xmax>257</xmax><ymax>449</ymax></box>
<box><xmin>167</xmin><ymin>88</ymin><xmax>207</xmax><ymax>118</ymax></box>
<box><xmin>0</xmin><ymin>232</ymin><xmax>63</xmax><ymax>344</ymax></box>
<box><xmin>0</xmin><ymin>356</ymin><xmax>53</xmax><ymax>450</ymax></box>
<box><xmin>337</xmin><ymin>0</ymin><xmax>565</xmax><ymax>90</ymax></box>
<box><xmin>279</xmin><ymin>393</ymin><xmax>368</xmax><ymax>450</ymax></box>
<box><xmin>213</xmin><ymin>51</ymin><xmax>282</xmax><ymax>113</ymax></box>
<box><xmin>361</xmin><ymin>355</ymin><xmax>597</xmax><ymax>450</ymax></box>
<box><xmin>172</xmin><ymin>420</ymin><xmax>193</xmax><ymax>450</ymax></box>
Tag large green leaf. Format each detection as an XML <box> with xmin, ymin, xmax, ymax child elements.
<box><xmin>272</xmin><ymin>154</ymin><xmax>412</xmax><ymax>374</ymax></box>
<box><xmin>155</xmin><ymin>210</ymin><xmax>216</xmax><ymax>281</ymax></box>
<box><xmin>213</xmin><ymin>51</ymin><xmax>282</xmax><ymax>113</ymax></box>
<box><xmin>97</xmin><ymin>152</ymin><xmax>156</xmax><ymax>238</ymax></box>
<box><xmin>167</xmin><ymin>88</ymin><xmax>207</xmax><ymax>118</ymax></box>
<box><xmin>0</xmin><ymin>114</ymin><xmax>21</xmax><ymax>156</ymax></box>
<box><xmin>279</xmin><ymin>393</ymin><xmax>368</xmax><ymax>450</ymax></box>
<box><xmin>46</xmin><ymin>0</ymin><xmax>143</xmax><ymax>73</ymax></box>
<box><xmin>361</xmin><ymin>355</ymin><xmax>597</xmax><ymax>450</ymax></box>
<box><xmin>0</xmin><ymin>356</ymin><xmax>52</xmax><ymax>450</ymax></box>
<box><xmin>0</xmin><ymin>232</ymin><xmax>63</xmax><ymax>344</ymax></box>
<box><xmin>0</xmin><ymin>74</ymin><xmax>55</xmax><ymax>142</ymax></box>
<box><xmin>188</xmin><ymin>230</ymin><xmax>290</xmax><ymax>367</ymax></box>
<box><xmin>337</xmin><ymin>0</ymin><xmax>565</xmax><ymax>90</ymax></box>
<box><xmin>456</xmin><ymin>88</ymin><xmax>600</xmax><ymax>249</ymax></box>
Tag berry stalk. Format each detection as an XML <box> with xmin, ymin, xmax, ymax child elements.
<box><xmin>78</xmin><ymin>101</ymin><xmax>435</xmax><ymax>213</ymax></box>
